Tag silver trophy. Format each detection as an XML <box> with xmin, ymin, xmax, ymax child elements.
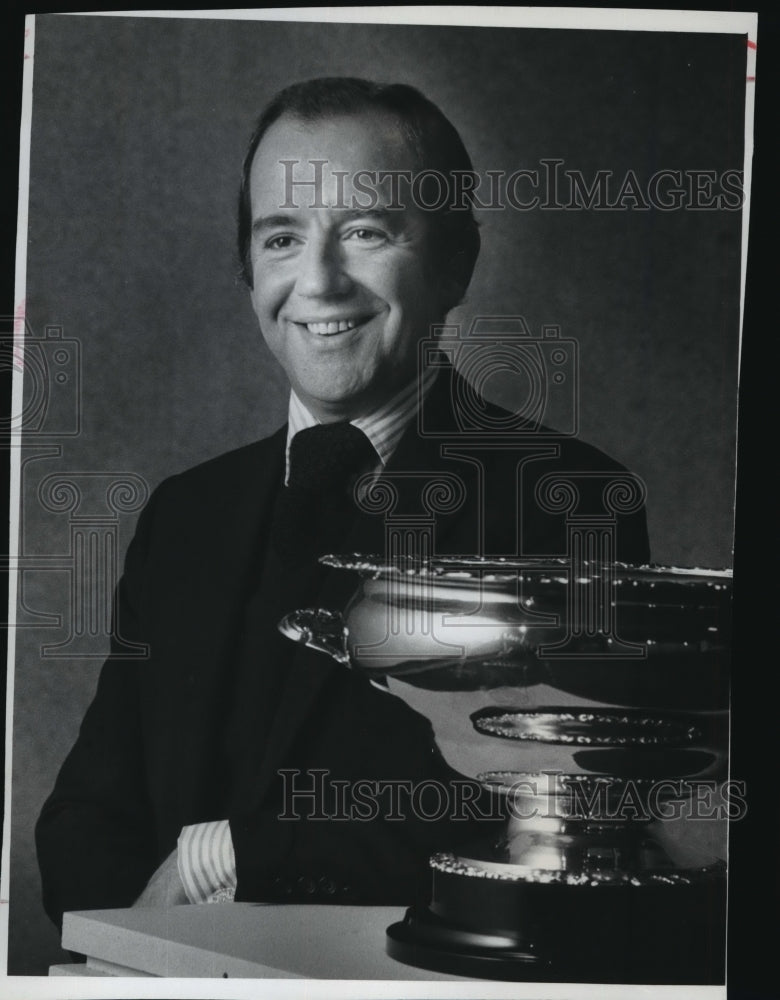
<box><xmin>280</xmin><ymin>556</ymin><xmax>731</xmax><ymax>982</ymax></box>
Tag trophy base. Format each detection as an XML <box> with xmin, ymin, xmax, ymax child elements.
<box><xmin>387</xmin><ymin>867</ymin><xmax>726</xmax><ymax>983</ymax></box>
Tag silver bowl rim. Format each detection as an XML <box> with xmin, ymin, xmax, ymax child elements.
<box><xmin>319</xmin><ymin>553</ymin><xmax>733</xmax><ymax>587</ymax></box>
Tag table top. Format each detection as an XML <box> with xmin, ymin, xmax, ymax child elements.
<box><xmin>55</xmin><ymin>903</ymin><xmax>726</xmax><ymax>999</ymax></box>
<box><xmin>61</xmin><ymin>903</ymin><xmax>470</xmax><ymax>980</ymax></box>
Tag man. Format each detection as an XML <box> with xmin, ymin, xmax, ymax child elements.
<box><xmin>36</xmin><ymin>78</ymin><xmax>650</xmax><ymax>927</ymax></box>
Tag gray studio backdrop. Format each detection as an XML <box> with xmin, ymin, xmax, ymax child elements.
<box><xmin>9</xmin><ymin>14</ymin><xmax>745</xmax><ymax>974</ymax></box>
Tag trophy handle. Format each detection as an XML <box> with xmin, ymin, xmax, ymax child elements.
<box><xmin>278</xmin><ymin>608</ymin><xmax>351</xmax><ymax>666</ymax></box>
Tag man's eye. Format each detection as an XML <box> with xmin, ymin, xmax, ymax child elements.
<box><xmin>345</xmin><ymin>228</ymin><xmax>386</xmax><ymax>244</ymax></box>
<box><xmin>265</xmin><ymin>235</ymin><xmax>297</xmax><ymax>250</ymax></box>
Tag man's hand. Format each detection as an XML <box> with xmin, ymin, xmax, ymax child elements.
<box><xmin>132</xmin><ymin>848</ymin><xmax>189</xmax><ymax>908</ymax></box>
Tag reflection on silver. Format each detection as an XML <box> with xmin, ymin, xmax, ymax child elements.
<box><xmin>430</xmin><ymin>852</ymin><xmax>725</xmax><ymax>886</ymax></box>
<box><xmin>472</xmin><ymin>710</ymin><xmax>701</xmax><ymax>746</ymax></box>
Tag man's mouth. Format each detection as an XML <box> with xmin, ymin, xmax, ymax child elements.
<box><xmin>297</xmin><ymin>317</ymin><xmax>371</xmax><ymax>336</ymax></box>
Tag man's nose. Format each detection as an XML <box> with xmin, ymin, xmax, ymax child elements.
<box><xmin>294</xmin><ymin>234</ymin><xmax>353</xmax><ymax>298</ymax></box>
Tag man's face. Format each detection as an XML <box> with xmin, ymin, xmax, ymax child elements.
<box><xmin>247</xmin><ymin>111</ymin><xmax>448</xmax><ymax>421</ymax></box>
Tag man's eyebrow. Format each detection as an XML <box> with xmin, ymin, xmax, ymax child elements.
<box><xmin>252</xmin><ymin>208</ymin><xmax>403</xmax><ymax>236</ymax></box>
<box><xmin>337</xmin><ymin>208</ymin><xmax>399</xmax><ymax>224</ymax></box>
<box><xmin>251</xmin><ymin>214</ymin><xmax>301</xmax><ymax>235</ymax></box>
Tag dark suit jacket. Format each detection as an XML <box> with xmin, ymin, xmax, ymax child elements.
<box><xmin>36</xmin><ymin>369</ymin><xmax>650</xmax><ymax>928</ymax></box>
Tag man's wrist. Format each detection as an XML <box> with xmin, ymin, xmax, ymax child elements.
<box><xmin>177</xmin><ymin>819</ymin><xmax>237</xmax><ymax>904</ymax></box>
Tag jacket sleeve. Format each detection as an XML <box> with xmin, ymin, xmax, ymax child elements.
<box><xmin>35</xmin><ymin>487</ymin><xmax>164</xmax><ymax>931</ymax></box>
<box><xmin>230</xmin><ymin>776</ymin><xmax>504</xmax><ymax>907</ymax></box>
<box><xmin>228</xmin><ymin>670</ymin><xmax>505</xmax><ymax>907</ymax></box>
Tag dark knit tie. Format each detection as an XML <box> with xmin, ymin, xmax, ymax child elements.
<box><xmin>224</xmin><ymin>422</ymin><xmax>377</xmax><ymax>803</ymax></box>
<box><xmin>288</xmin><ymin>422</ymin><xmax>377</xmax><ymax>493</ymax></box>
<box><xmin>273</xmin><ymin>422</ymin><xmax>377</xmax><ymax>565</ymax></box>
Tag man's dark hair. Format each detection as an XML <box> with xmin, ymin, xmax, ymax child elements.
<box><xmin>237</xmin><ymin>77</ymin><xmax>481</xmax><ymax>300</ymax></box>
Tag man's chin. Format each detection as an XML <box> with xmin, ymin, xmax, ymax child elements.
<box><xmin>295</xmin><ymin>383</ymin><xmax>382</xmax><ymax>422</ymax></box>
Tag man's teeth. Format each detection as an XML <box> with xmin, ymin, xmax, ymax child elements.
<box><xmin>305</xmin><ymin>319</ymin><xmax>359</xmax><ymax>335</ymax></box>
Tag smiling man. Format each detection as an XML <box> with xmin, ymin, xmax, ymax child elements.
<box><xmin>239</xmin><ymin>80</ymin><xmax>481</xmax><ymax>427</ymax></box>
<box><xmin>36</xmin><ymin>78</ymin><xmax>650</xmax><ymax>926</ymax></box>
<box><xmin>247</xmin><ymin>114</ymin><xmax>447</xmax><ymax>420</ymax></box>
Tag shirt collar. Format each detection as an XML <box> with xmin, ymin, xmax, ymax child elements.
<box><xmin>285</xmin><ymin>368</ymin><xmax>438</xmax><ymax>485</ymax></box>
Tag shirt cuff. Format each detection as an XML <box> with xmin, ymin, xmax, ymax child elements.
<box><xmin>177</xmin><ymin>819</ymin><xmax>237</xmax><ymax>904</ymax></box>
